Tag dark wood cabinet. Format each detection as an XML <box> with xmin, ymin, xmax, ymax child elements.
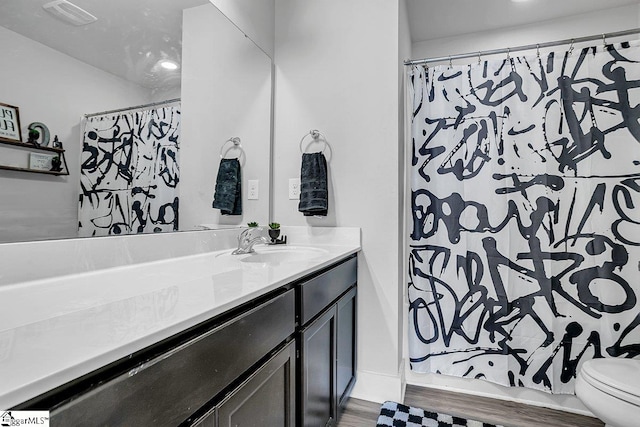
<box><xmin>25</xmin><ymin>254</ymin><xmax>357</xmax><ymax>427</ymax></box>
<box><xmin>194</xmin><ymin>341</ymin><xmax>296</xmax><ymax>427</ymax></box>
<box><xmin>298</xmin><ymin>257</ymin><xmax>357</xmax><ymax>427</ymax></box>
<box><xmin>335</xmin><ymin>287</ymin><xmax>357</xmax><ymax>409</ymax></box>
<box><xmin>50</xmin><ymin>290</ymin><xmax>296</xmax><ymax>427</ymax></box>
<box><xmin>300</xmin><ymin>306</ymin><xmax>335</xmax><ymax>426</ymax></box>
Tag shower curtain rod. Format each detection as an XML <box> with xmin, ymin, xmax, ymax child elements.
<box><xmin>84</xmin><ymin>98</ymin><xmax>181</xmax><ymax>118</ymax></box>
<box><xmin>404</xmin><ymin>27</ymin><xmax>640</xmax><ymax>66</ymax></box>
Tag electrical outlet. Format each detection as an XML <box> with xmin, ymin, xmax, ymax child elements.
<box><xmin>248</xmin><ymin>179</ymin><xmax>259</xmax><ymax>200</ymax></box>
<box><xmin>289</xmin><ymin>178</ymin><xmax>300</xmax><ymax>200</ymax></box>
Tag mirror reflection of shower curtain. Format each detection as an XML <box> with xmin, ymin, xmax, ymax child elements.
<box><xmin>78</xmin><ymin>104</ymin><xmax>180</xmax><ymax>237</ymax></box>
<box><xmin>408</xmin><ymin>41</ymin><xmax>640</xmax><ymax>395</ymax></box>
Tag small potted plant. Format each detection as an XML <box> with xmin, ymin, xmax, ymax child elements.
<box><xmin>268</xmin><ymin>222</ymin><xmax>281</xmax><ymax>241</ymax></box>
<box><xmin>28</xmin><ymin>128</ymin><xmax>40</xmax><ymax>146</ymax></box>
<box><xmin>247</xmin><ymin>221</ymin><xmax>259</xmax><ymax>228</ymax></box>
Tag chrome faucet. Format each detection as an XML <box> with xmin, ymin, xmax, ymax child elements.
<box><xmin>232</xmin><ymin>227</ymin><xmax>268</xmax><ymax>255</ymax></box>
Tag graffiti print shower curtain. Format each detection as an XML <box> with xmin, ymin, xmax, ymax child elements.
<box><xmin>408</xmin><ymin>42</ymin><xmax>640</xmax><ymax>394</ymax></box>
<box><xmin>78</xmin><ymin>105</ymin><xmax>180</xmax><ymax>236</ymax></box>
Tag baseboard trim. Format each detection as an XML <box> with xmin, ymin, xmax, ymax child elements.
<box><xmin>350</xmin><ymin>363</ymin><xmax>406</xmax><ymax>404</ymax></box>
<box><xmin>405</xmin><ymin>370</ymin><xmax>595</xmax><ymax>417</ymax></box>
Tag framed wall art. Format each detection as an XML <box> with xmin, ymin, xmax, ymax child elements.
<box><xmin>0</xmin><ymin>103</ymin><xmax>22</xmax><ymax>143</ymax></box>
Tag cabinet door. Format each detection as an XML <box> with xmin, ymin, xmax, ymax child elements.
<box><xmin>299</xmin><ymin>307</ymin><xmax>336</xmax><ymax>427</ymax></box>
<box><xmin>216</xmin><ymin>341</ymin><xmax>296</xmax><ymax>427</ymax></box>
<box><xmin>335</xmin><ymin>287</ymin><xmax>356</xmax><ymax>410</ymax></box>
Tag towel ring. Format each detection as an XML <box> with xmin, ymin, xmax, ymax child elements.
<box><xmin>299</xmin><ymin>129</ymin><xmax>330</xmax><ymax>154</ymax></box>
<box><xmin>220</xmin><ymin>137</ymin><xmax>245</xmax><ymax>162</ymax></box>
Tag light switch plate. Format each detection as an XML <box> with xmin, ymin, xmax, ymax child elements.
<box><xmin>248</xmin><ymin>179</ymin><xmax>259</xmax><ymax>200</ymax></box>
<box><xmin>289</xmin><ymin>178</ymin><xmax>300</xmax><ymax>200</ymax></box>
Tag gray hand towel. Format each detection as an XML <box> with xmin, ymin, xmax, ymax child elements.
<box><xmin>212</xmin><ymin>158</ymin><xmax>242</xmax><ymax>215</ymax></box>
<box><xmin>298</xmin><ymin>152</ymin><xmax>328</xmax><ymax>216</ymax></box>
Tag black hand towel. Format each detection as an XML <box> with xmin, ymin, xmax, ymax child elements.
<box><xmin>298</xmin><ymin>152</ymin><xmax>328</xmax><ymax>216</ymax></box>
<box><xmin>212</xmin><ymin>158</ymin><xmax>242</xmax><ymax>215</ymax></box>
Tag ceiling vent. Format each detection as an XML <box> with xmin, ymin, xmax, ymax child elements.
<box><xmin>42</xmin><ymin>0</ymin><xmax>97</xmax><ymax>26</ymax></box>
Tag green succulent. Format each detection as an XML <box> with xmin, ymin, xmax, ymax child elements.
<box><xmin>247</xmin><ymin>222</ymin><xmax>259</xmax><ymax>227</ymax></box>
<box><xmin>269</xmin><ymin>222</ymin><xmax>280</xmax><ymax>230</ymax></box>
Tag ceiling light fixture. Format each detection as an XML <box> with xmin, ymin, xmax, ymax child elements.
<box><xmin>42</xmin><ymin>0</ymin><xmax>97</xmax><ymax>26</ymax></box>
<box><xmin>159</xmin><ymin>60</ymin><xmax>179</xmax><ymax>71</ymax></box>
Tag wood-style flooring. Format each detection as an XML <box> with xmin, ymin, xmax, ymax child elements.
<box><xmin>337</xmin><ymin>385</ymin><xmax>604</xmax><ymax>427</ymax></box>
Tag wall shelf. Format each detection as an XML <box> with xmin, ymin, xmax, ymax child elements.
<box><xmin>0</xmin><ymin>165</ymin><xmax>69</xmax><ymax>176</ymax></box>
<box><xmin>0</xmin><ymin>139</ymin><xmax>69</xmax><ymax>176</ymax></box>
<box><xmin>0</xmin><ymin>139</ymin><xmax>65</xmax><ymax>153</ymax></box>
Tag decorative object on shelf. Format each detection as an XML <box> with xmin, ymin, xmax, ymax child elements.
<box><xmin>247</xmin><ymin>221</ymin><xmax>259</xmax><ymax>227</ymax></box>
<box><xmin>50</xmin><ymin>156</ymin><xmax>62</xmax><ymax>172</ymax></box>
<box><xmin>27</xmin><ymin>122</ymin><xmax>50</xmax><ymax>147</ymax></box>
<box><xmin>49</xmin><ymin>135</ymin><xmax>67</xmax><ymax>172</ymax></box>
<box><xmin>29</xmin><ymin>152</ymin><xmax>57</xmax><ymax>171</ymax></box>
<box><xmin>0</xmin><ymin>102</ymin><xmax>22</xmax><ymax>143</ymax></box>
<box><xmin>51</xmin><ymin>135</ymin><xmax>63</xmax><ymax>149</ymax></box>
<box><xmin>27</xmin><ymin>128</ymin><xmax>40</xmax><ymax>146</ymax></box>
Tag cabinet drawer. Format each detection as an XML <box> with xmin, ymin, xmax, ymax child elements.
<box><xmin>51</xmin><ymin>289</ymin><xmax>295</xmax><ymax>427</ymax></box>
<box><xmin>300</xmin><ymin>256</ymin><xmax>356</xmax><ymax>326</ymax></box>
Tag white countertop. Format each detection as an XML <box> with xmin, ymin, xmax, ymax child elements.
<box><xmin>0</xmin><ymin>227</ymin><xmax>360</xmax><ymax>409</ymax></box>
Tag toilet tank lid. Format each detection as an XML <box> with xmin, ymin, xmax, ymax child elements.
<box><xmin>581</xmin><ymin>358</ymin><xmax>640</xmax><ymax>400</ymax></box>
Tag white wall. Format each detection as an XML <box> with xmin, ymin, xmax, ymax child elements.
<box><xmin>273</xmin><ymin>0</ymin><xmax>406</xmax><ymax>402</ymax></box>
<box><xmin>412</xmin><ymin>4</ymin><xmax>640</xmax><ymax>64</ymax></box>
<box><xmin>0</xmin><ymin>26</ymin><xmax>150</xmax><ymax>243</ymax></box>
<box><xmin>405</xmin><ymin>3</ymin><xmax>640</xmax><ymax>416</ymax></box>
<box><xmin>209</xmin><ymin>0</ymin><xmax>275</xmax><ymax>58</ymax></box>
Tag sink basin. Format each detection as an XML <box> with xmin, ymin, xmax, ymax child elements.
<box><xmin>240</xmin><ymin>246</ymin><xmax>328</xmax><ymax>264</ymax></box>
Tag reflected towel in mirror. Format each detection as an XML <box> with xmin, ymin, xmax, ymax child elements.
<box><xmin>212</xmin><ymin>158</ymin><xmax>242</xmax><ymax>215</ymax></box>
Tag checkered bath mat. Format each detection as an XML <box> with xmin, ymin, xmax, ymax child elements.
<box><xmin>376</xmin><ymin>401</ymin><xmax>502</xmax><ymax>427</ymax></box>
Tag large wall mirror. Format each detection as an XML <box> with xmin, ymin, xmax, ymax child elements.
<box><xmin>0</xmin><ymin>0</ymin><xmax>272</xmax><ymax>243</ymax></box>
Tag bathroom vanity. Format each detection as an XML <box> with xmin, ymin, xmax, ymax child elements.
<box><xmin>0</xmin><ymin>227</ymin><xmax>360</xmax><ymax>427</ymax></box>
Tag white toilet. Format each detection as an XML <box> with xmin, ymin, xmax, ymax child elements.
<box><xmin>575</xmin><ymin>358</ymin><xmax>640</xmax><ymax>427</ymax></box>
